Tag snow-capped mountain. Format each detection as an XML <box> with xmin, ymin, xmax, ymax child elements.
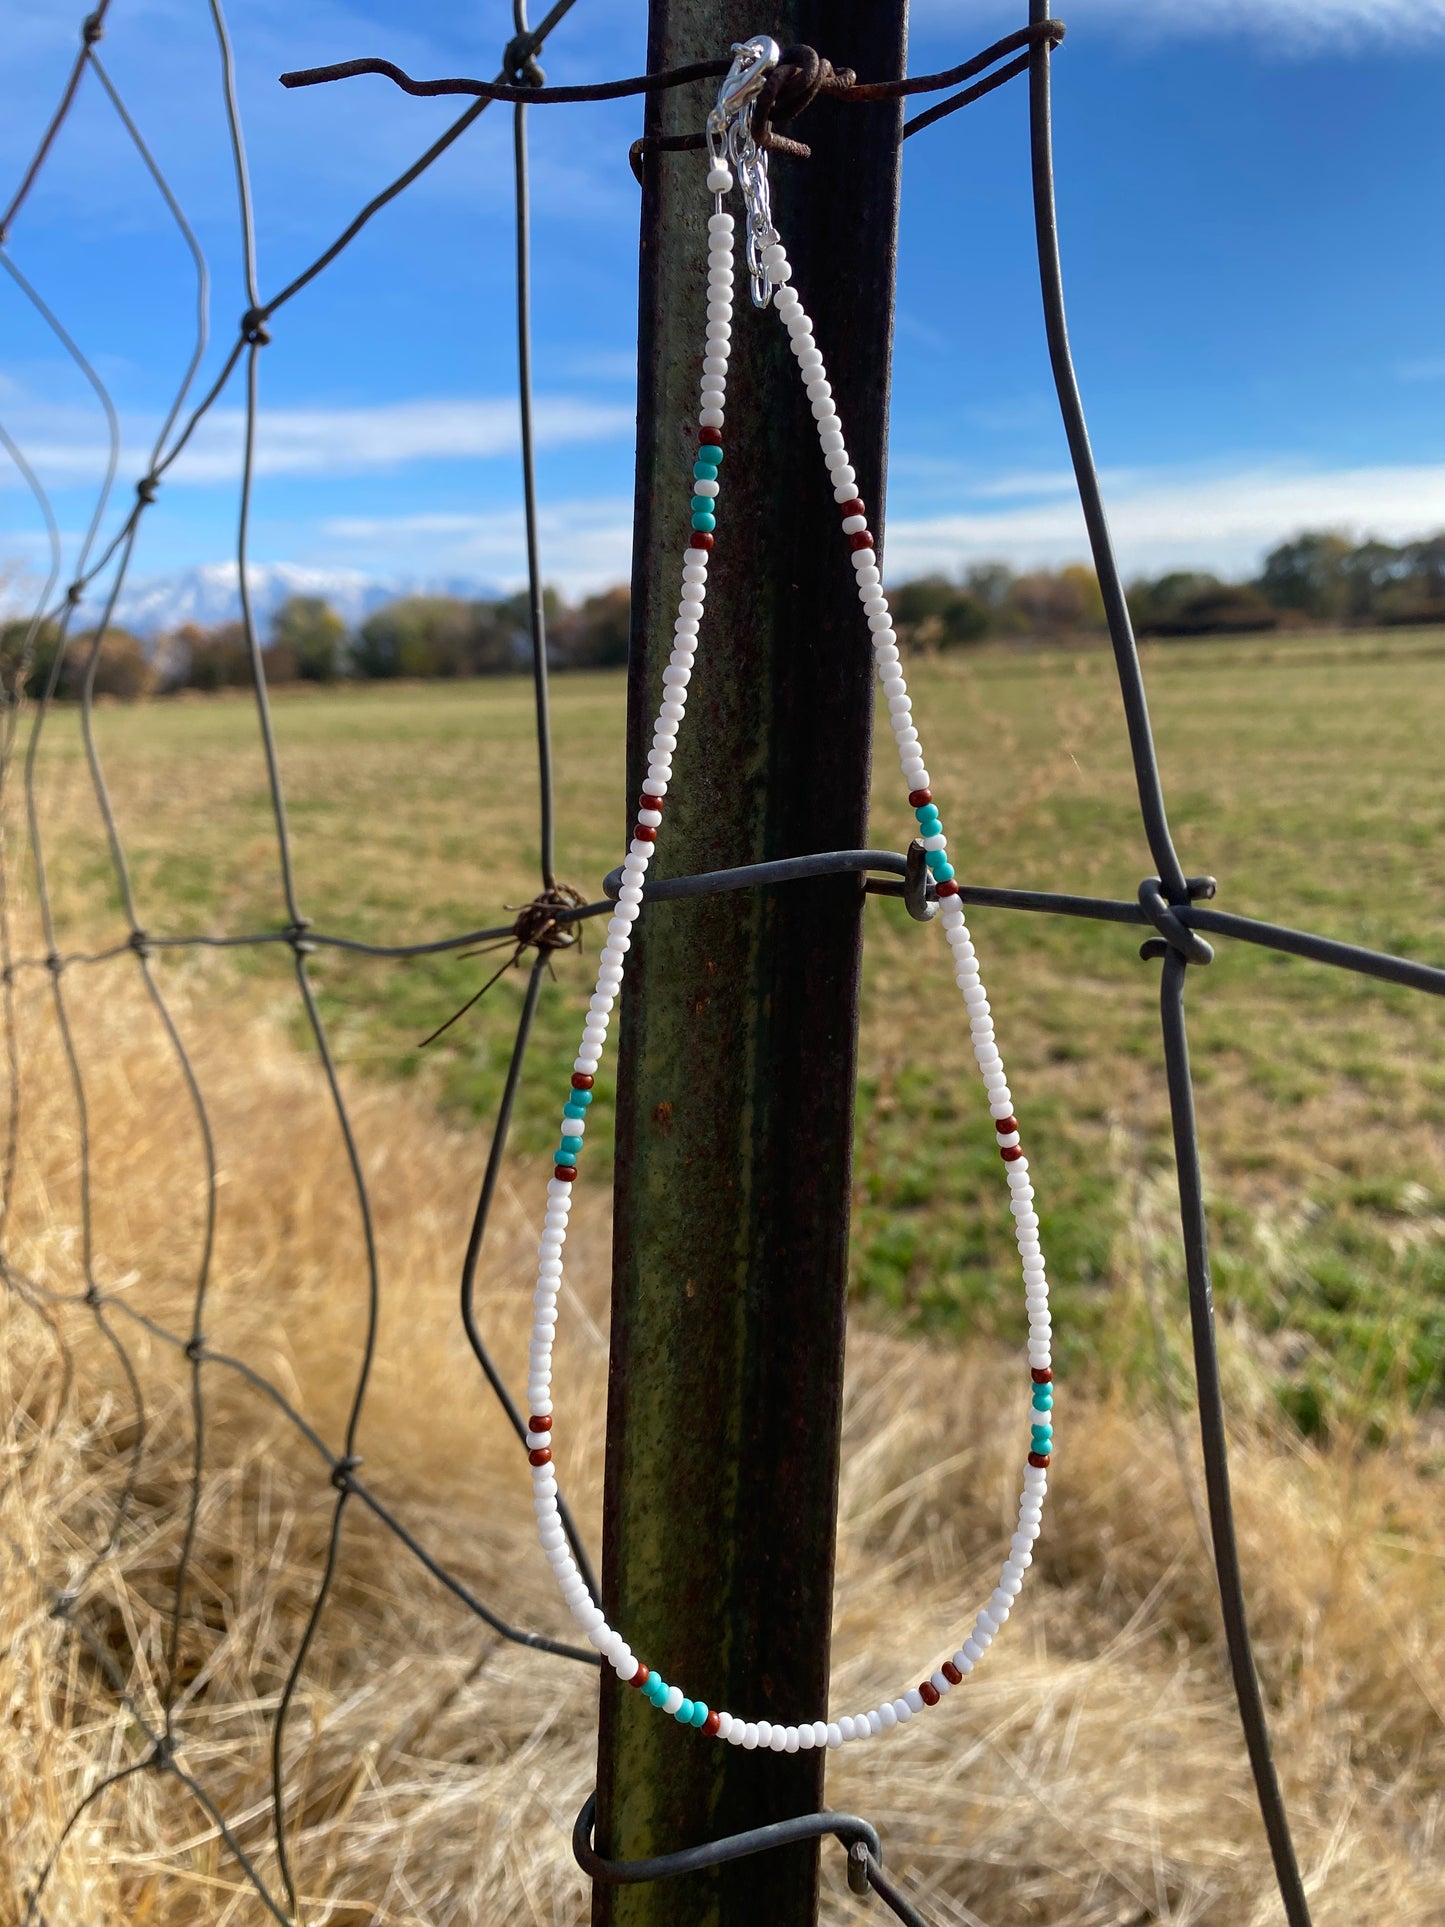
<box><xmin>102</xmin><ymin>563</ymin><xmax>499</xmax><ymax>637</ymax></box>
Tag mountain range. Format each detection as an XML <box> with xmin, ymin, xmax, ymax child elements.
<box><xmin>98</xmin><ymin>563</ymin><xmax>500</xmax><ymax>638</ymax></box>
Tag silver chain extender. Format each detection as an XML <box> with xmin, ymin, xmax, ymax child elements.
<box><xmin>707</xmin><ymin>36</ymin><xmax>781</xmax><ymax>309</ymax></box>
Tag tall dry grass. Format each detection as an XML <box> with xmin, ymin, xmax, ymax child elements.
<box><xmin>1</xmin><ymin>965</ymin><xmax>1442</xmax><ymax>1925</ymax></box>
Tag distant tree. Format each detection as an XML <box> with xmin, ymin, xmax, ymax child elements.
<box><xmin>1372</xmin><ymin>535</ymin><xmax>1445</xmax><ymax>626</ymax></box>
<box><xmin>1255</xmin><ymin>532</ymin><xmax>1353</xmax><ymax>621</ymax></box>
<box><xmin>1338</xmin><ymin>539</ymin><xmax>1402</xmax><ymax>623</ymax></box>
<box><xmin>552</xmin><ymin>586</ymin><xmax>631</xmax><ymax>669</ymax></box>
<box><xmin>1145</xmin><ymin>582</ymin><xmax>1278</xmax><ymax>637</ymax></box>
<box><xmin>74</xmin><ymin>626</ymin><xmax>157</xmax><ymax>699</ymax></box>
<box><xmin>0</xmin><ymin>621</ymin><xmax>156</xmax><ymax>699</ymax></box>
<box><xmin>891</xmin><ymin>575</ymin><xmax>989</xmax><ymax>650</ymax></box>
<box><xmin>272</xmin><ymin>594</ymin><xmax>347</xmax><ymax>682</ymax></box>
<box><xmin>963</xmin><ymin>562</ymin><xmax>1017</xmax><ymax>620</ymax></box>
<box><xmin>171</xmin><ymin>621</ymin><xmax>254</xmax><ymax>691</ymax></box>
<box><xmin>1008</xmin><ymin>565</ymin><xmax>1102</xmax><ymax>639</ymax></box>
<box><xmin>1128</xmin><ymin>571</ymin><xmax>1225</xmax><ymax>634</ymax></box>
<box><xmin>353</xmin><ymin>596</ymin><xmax>515</xmax><ymax>678</ymax></box>
<box><xmin>0</xmin><ymin>617</ymin><xmax>62</xmax><ymax>699</ymax></box>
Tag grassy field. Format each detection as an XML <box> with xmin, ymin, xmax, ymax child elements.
<box><xmin>2</xmin><ymin>629</ymin><xmax>1442</xmax><ymax>1924</ymax></box>
<box><xmin>17</xmin><ymin>627</ymin><xmax>1445</xmax><ymax>1434</ymax></box>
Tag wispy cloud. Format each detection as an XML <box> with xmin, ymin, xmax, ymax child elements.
<box><xmin>311</xmin><ymin>461</ymin><xmax>1445</xmax><ymax>594</ymax></box>
<box><xmin>318</xmin><ymin>497</ymin><xmax>635</xmax><ymax>595</ymax></box>
<box><xmin>884</xmin><ymin>461</ymin><xmax>1445</xmax><ymax>579</ymax></box>
<box><xmin>0</xmin><ymin>395</ymin><xmax>635</xmax><ymax>488</ymax></box>
<box><xmin>916</xmin><ymin>0</ymin><xmax>1445</xmax><ymax>48</ymax></box>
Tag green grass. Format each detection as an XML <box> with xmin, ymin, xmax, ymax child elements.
<box><xmin>15</xmin><ymin>628</ymin><xmax>1445</xmax><ymax>1435</ymax></box>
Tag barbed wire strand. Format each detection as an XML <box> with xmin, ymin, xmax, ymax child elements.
<box><xmin>3</xmin><ymin>3</ymin><xmax>1438</xmax><ymax>1923</ymax></box>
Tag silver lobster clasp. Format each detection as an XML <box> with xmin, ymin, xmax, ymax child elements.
<box><xmin>707</xmin><ymin>36</ymin><xmax>782</xmax><ymax>310</ymax></box>
<box><xmin>706</xmin><ymin>36</ymin><xmax>781</xmax><ymax>162</ymax></box>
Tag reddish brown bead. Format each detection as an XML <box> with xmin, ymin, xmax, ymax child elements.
<box><xmin>1001</xmin><ymin>1145</ymin><xmax>1024</xmax><ymax>1162</ymax></box>
<box><xmin>848</xmin><ymin>530</ymin><xmax>875</xmax><ymax>552</ymax></box>
<box><xmin>918</xmin><ymin>1680</ymin><xmax>940</xmax><ymax>1707</ymax></box>
<box><xmin>639</xmin><ymin>794</ymin><xmax>665</xmax><ymax>812</ymax></box>
<box><xmin>994</xmin><ymin>1115</ymin><xmax>1019</xmax><ymax>1136</ymax></box>
<box><xmin>630</xmin><ymin>1663</ymin><xmax>649</xmax><ymax>1689</ymax></box>
<box><xmin>840</xmin><ymin>498</ymin><xmax>866</xmax><ymax>521</ymax></box>
<box><xmin>907</xmin><ymin>788</ymin><xmax>932</xmax><ymax>807</ymax></box>
<box><xmin>1031</xmin><ymin>1368</ymin><xmax>1053</xmax><ymax>1385</ymax></box>
<box><xmin>634</xmin><ymin>823</ymin><xmax>657</xmax><ymax>842</ymax></box>
<box><xmin>528</xmin><ymin>1413</ymin><xmax>553</xmax><ymax>1432</ymax></box>
<box><xmin>571</xmin><ymin>1072</ymin><xmax>594</xmax><ymax>1090</ymax></box>
<box><xmin>554</xmin><ymin>1165</ymin><xmax>578</xmax><ymax>1182</ymax></box>
<box><xmin>935</xmin><ymin>878</ymin><xmax>960</xmax><ymax>898</ymax></box>
<box><xmin>528</xmin><ymin>1446</ymin><xmax>552</xmax><ymax>1467</ymax></box>
<box><xmin>699</xmin><ymin>429</ymin><xmax>722</xmax><ymax>446</ymax></box>
<box><xmin>703</xmin><ymin>1710</ymin><xmax>721</xmax><ymax>1737</ymax></box>
<box><xmin>688</xmin><ymin>531</ymin><xmax>714</xmax><ymax>550</ymax></box>
<box><xmin>1028</xmin><ymin>1450</ymin><xmax>1051</xmax><ymax>1469</ymax></box>
<box><xmin>941</xmin><ymin>1661</ymin><xmax>963</xmax><ymax>1686</ymax></box>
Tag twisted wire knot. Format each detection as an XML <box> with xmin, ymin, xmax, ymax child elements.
<box><xmin>81</xmin><ymin>11</ymin><xmax>105</xmax><ymax>46</ymax></box>
<box><xmin>765</xmin><ymin>45</ymin><xmax>854</xmax><ymax>126</ymax></box>
<box><xmin>240</xmin><ymin>307</ymin><xmax>271</xmax><ymax>345</ymax></box>
<box><xmin>503</xmin><ymin>35</ymin><xmax>545</xmax><ymax>89</ymax></box>
<box><xmin>511</xmin><ymin>884</ymin><xmax>584</xmax><ymax>951</ymax></box>
<box><xmin>1138</xmin><ymin>876</ymin><xmax>1215</xmax><ymax>966</ymax></box>
<box><xmin>135</xmin><ymin>475</ymin><xmax>159</xmax><ymax>504</ymax></box>
<box><xmin>330</xmin><ymin>1454</ymin><xmax>362</xmax><ymax>1492</ymax></box>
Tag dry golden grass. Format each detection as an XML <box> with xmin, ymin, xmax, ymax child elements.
<box><xmin>2</xmin><ymin>968</ymin><xmax>1442</xmax><ymax>1925</ymax></box>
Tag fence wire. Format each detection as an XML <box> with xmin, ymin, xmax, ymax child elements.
<box><xmin>0</xmin><ymin>6</ymin><xmax>1439</xmax><ymax>1926</ymax></box>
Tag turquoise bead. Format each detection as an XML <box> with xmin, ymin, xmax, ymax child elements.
<box><xmin>932</xmin><ymin>860</ymin><xmax>956</xmax><ymax>882</ymax></box>
<box><xmin>645</xmin><ymin>1674</ymin><xmax>667</xmax><ymax>1706</ymax></box>
<box><xmin>570</xmin><ymin>1087</ymin><xmax>594</xmax><ymax>1107</ymax></box>
<box><xmin>1032</xmin><ymin>1387</ymin><xmax>1053</xmax><ymax>1411</ymax></box>
<box><xmin>690</xmin><ymin>495</ymin><xmax>713</xmax><ymax>514</ymax></box>
<box><xmin>675</xmin><ymin>1699</ymin><xmax>694</xmax><ymax>1724</ymax></box>
<box><xmin>690</xmin><ymin>1700</ymin><xmax>708</xmax><ymax>1728</ymax></box>
<box><xmin>564</xmin><ymin>1100</ymin><xmax>588</xmax><ymax>1120</ymax></box>
<box><xmin>915</xmin><ymin>804</ymin><xmax>940</xmax><ymax>825</ymax></box>
<box><xmin>1031</xmin><ymin>1425</ymin><xmax>1053</xmax><ymax>1447</ymax></box>
<box><xmin>693</xmin><ymin>460</ymin><xmax>719</xmax><ymax>481</ymax></box>
<box><xmin>699</xmin><ymin>443</ymin><xmax>723</xmax><ymax>464</ymax></box>
<box><xmin>554</xmin><ymin>1146</ymin><xmax>578</xmax><ymax>1167</ymax></box>
<box><xmin>691</xmin><ymin>512</ymin><xmax>716</xmax><ymax>532</ymax></box>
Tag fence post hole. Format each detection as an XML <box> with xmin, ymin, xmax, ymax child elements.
<box><xmin>592</xmin><ymin>5</ymin><xmax>907</xmax><ymax>1922</ymax></box>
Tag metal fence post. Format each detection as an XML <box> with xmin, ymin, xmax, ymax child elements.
<box><xmin>593</xmin><ymin>4</ymin><xmax>907</xmax><ymax>1922</ymax></box>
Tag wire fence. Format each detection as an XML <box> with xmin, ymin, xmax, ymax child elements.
<box><xmin>0</xmin><ymin>5</ymin><xmax>1440</xmax><ymax>1924</ymax></box>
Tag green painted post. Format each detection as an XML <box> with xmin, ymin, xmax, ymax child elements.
<box><xmin>592</xmin><ymin>7</ymin><xmax>907</xmax><ymax>1923</ymax></box>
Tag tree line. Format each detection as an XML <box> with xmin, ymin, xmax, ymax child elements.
<box><xmin>3</xmin><ymin>529</ymin><xmax>1443</xmax><ymax>699</ymax></box>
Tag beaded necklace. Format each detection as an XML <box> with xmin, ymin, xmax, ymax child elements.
<box><xmin>521</xmin><ymin>37</ymin><xmax>1054</xmax><ymax>1755</ymax></box>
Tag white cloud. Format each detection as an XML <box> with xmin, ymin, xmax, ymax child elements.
<box><xmin>314</xmin><ymin>462</ymin><xmax>1445</xmax><ymax>594</ymax></box>
<box><xmin>319</xmin><ymin>497</ymin><xmax>635</xmax><ymax>596</ymax></box>
<box><xmin>916</xmin><ymin>0</ymin><xmax>1445</xmax><ymax>47</ymax></box>
<box><xmin>0</xmin><ymin>394</ymin><xmax>635</xmax><ymax>488</ymax></box>
<box><xmin>885</xmin><ymin>462</ymin><xmax>1445</xmax><ymax>579</ymax></box>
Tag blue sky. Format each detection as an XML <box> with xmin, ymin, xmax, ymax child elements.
<box><xmin>3</xmin><ymin>0</ymin><xmax>1445</xmax><ymax>606</ymax></box>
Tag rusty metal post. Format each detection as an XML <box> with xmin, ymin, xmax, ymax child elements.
<box><xmin>593</xmin><ymin>6</ymin><xmax>906</xmax><ymax>1923</ymax></box>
